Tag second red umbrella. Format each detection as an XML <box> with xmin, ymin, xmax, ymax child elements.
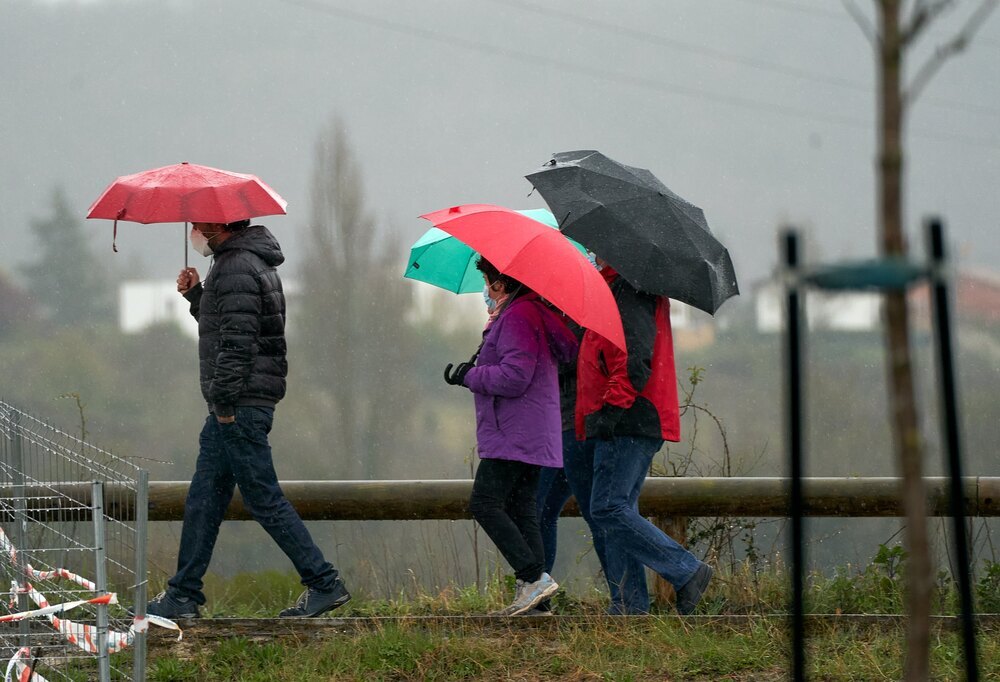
<box><xmin>420</xmin><ymin>204</ymin><xmax>626</xmax><ymax>352</ymax></box>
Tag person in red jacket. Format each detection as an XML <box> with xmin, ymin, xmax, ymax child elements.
<box><xmin>564</xmin><ymin>260</ymin><xmax>712</xmax><ymax>615</ymax></box>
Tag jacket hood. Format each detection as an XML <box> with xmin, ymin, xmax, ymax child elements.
<box><xmin>215</xmin><ymin>225</ymin><xmax>285</xmax><ymax>266</ymax></box>
<box><xmin>505</xmin><ymin>294</ymin><xmax>578</xmax><ymax>365</ymax></box>
<box><xmin>544</xmin><ymin>310</ymin><xmax>579</xmax><ymax>364</ymax></box>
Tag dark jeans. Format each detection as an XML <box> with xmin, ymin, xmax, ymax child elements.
<box><xmin>469</xmin><ymin>458</ymin><xmax>545</xmax><ymax>583</ymax></box>
<box><xmin>590</xmin><ymin>435</ymin><xmax>701</xmax><ymax>613</ymax></box>
<box><xmin>168</xmin><ymin>407</ymin><xmax>338</xmax><ymax>604</ymax></box>
<box><xmin>536</xmin><ymin>464</ymin><xmax>573</xmax><ymax>575</ymax></box>
<box><xmin>563</xmin><ymin>432</ymin><xmax>647</xmax><ymax>613</ymax></box>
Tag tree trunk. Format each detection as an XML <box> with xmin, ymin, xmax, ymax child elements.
<box><xmin>877</xmin><ymin>3</ymin><xmax>932</xmax><ymax>679</ymax></box>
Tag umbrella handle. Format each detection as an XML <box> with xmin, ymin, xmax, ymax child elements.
<box><xmin>184</xmin><ymin>222</ymin><xmax>188</xmax><ymax>269</ymax></box>
<box><xmin>113</xmin><ymin>208</ymin><xmax>125</xmax><ymax>253</ymax></box>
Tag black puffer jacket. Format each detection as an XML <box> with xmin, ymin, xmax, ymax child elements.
<box><xmin>183</xmin><ymin>225</ymin><xmax>288</xmax><ymax>417</ymax></box>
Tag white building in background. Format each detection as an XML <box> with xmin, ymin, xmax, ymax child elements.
<box><xmin>119</xmin><ymin>277</ymin><xmax>722</xmax><ymax>347</ymax></box>
<box><xmin>119</xmin><ymin>280</ymin><xmax>199</xmax><ymax>339</ymax></box>
<box><xmin>754</xmin><ymin>279</ymin><xmax>882</xmax><ymax>333</ymax></box>
<box><xmin>119</xmin><ymin>279</ymin><xmax>301</xmax><ymax>339</ymax></box>
<box><xmin>405</xmin><ymin>281</ymin><xmax>488</xmax><ymax>332</ymax></box>
<box><xmin>405</xmin><ymin>280</ymin><xmax>718</xmax><ymax>349</ymax></box>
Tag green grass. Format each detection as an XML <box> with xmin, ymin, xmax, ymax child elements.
<box><xmin>170</xmin><ymin>546</ymin><xmax>1000</xmax><ymax>618</ymax></box>
<box><xmin>136</xmin><ymin>556</ymin><xmax>1000</xmax><ymax>680</ymax></box>
<box><xmin>146</xmin><ymin>619</ymin><xmax>1000</xmax><ymax>681</ymax></box>
<box><xmin>188</xmin><ymin>551</ymin><xmax>999</xmax><ymax>619</ymax></box>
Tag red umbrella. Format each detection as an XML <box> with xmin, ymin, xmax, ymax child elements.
<box><xmin>420</xmin><ymin>204</ymin><xmax>626</xmax><ymax>352</ymax></box>
<box><xmin>86</xmin><ymin>162</ymin><xmax>287</xmax><ymax>260</ymax></box>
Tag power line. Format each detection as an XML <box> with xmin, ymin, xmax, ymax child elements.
<box><xmin>485</xmin><ymin>0</ymin><xmax>1000</xmax><ymax>118</ymax></box>
<box><xmin>273</xmin><ymin>0</ymin><xmax>1000</xmax><ymax>149</ymax></box>
<box><xmin>734</xmin><ymin>0</ymin><xmax>850</xmax><ymax>21</ymax></box>
<box><xmin>733</xmin><ymin>0</ymin><xmax>1000</xmax><ymax>50</ymax></box>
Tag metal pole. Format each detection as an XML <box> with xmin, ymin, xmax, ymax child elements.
<box><xmin>782</xmin><ymin>229</ymin><xmax>806</xmax><ymax>682</ymax></box>
<box><xmin>132</xmin><ymin>470</ymin><xmax>149</xmax><ymax>682</ymax></box>
<box><xmin>926</xmin><ymin>217</ymin><xmax>978</xmax><ymax>681</ymax></box>
<box><xmin>184</xmin><ymin>222</ymin><xmax>188</xmax><ymax>269</ymax></box>
<box><xmin>10</xmin><ymin>411</ymin><xmax>31</xmax><ymax>648</ymax></box>
<box><xmin>92</xmin><ymin>481</ymin><xmax>110</xmax><ymax>682</ymax></box>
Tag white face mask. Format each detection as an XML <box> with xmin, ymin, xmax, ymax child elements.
<box><xmin>190</xmin><ymin>228</ymin><xmax>214</xmax><ymax>257</ymax></box>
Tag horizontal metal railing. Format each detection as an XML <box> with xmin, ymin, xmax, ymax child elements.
<box><xmin>3</xmin><ymin>477</ymin><xmax>999</xmax><ymax>521</ymax></box>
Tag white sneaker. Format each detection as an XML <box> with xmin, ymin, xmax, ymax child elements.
<box><xmin>506</xmin><ymin>573</ymin><xmax>559</xmax><ymax>616</ymax></box>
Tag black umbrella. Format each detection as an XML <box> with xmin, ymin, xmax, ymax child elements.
<box><xmin>526</xmin><ymin>150</ymin><xmax>739</xmax><ymax>315</ymax></box>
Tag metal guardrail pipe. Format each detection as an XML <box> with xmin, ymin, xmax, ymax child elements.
<box><xmin>3</xmin><ymin>477</ymin><xmax>999</xmax><ymax>522</ymax></box>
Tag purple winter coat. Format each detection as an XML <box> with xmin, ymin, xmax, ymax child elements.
<box><xmin>462</xmin><ymin>293</ymin><xmax>579</xmax><ymax>467</ymax></box>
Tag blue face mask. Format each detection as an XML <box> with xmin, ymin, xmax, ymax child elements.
<box><xmin>483</xmin><ymin>286</ymin><xmax>497</xmax><ymax>312</ymax></box>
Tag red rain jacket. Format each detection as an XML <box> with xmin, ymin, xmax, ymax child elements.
<box><xmin>575</xmin><ymin>267</ymin><xmax>681</xmax><ymax>442</ymax></box>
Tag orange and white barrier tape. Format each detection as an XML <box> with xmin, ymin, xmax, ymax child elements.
<box><xmin>14</xmin><ymin>585</ymin><xmax>181</xmax><ymax>655</ymax></box>
<box><xmin>0</xmin><ymin>527</ymin><xmax>96</xmax><ymax>592</ymax></box>
<box><xmin>4</xmin><ymin>647</ymin><xmax>51</xmax><ymax>682</ymax></box>
<box><xmin>1</xmin><ymin>525</ymin><xmax>182</xmax><ymax>667</ymax></box>
<box><xmin>24</xmin><ymin>567</ymin><xmax>96</xmax><ymax>592</ymax></box>
<box><xmin>0</xmin><ymin>587</ymin><xmax>116</xmax><ymax>624</ymax></box>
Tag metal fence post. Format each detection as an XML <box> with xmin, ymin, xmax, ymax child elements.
<box><xmin>782</xmin><ymin>229</ymin><xmax>806</xmax><ymax>682</ymax></box>
<box><xmin>92</xmin><ymin>481</ymin><xmax>110</xmax><ymax>682</ymax></box>
<box><xmin>132</xmin><ymin>469</ymin><xmax>149</xmax><ymax>682</ymax></box>
<box><xmin>926</xmin><ymin>217</ymin><xmax>978</xmax><ymax>682</ymax></box>
<box><xmin>10</xmin><ymin>411</ymin><xmax>31</xmax><ymax>649</ymax></box>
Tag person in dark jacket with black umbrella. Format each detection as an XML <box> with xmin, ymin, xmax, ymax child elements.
<box><xmin>141</xmin><ymin>219</ymin><xmax>349</xmax><ymax>620</ymax></box>
<box><xmin>567</xmin><ymin>258</ymin><xmax>712</xmax><ymax>616</ymax></box>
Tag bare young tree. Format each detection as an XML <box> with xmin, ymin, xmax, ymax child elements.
<box><xmin>298</xmin><ymin>118</ymin><xmax>418</xmax><ymax>479</ymax></box>
<box><xmin>844</xmin><ymin>1</ymin><xmax>998</xmax><ymax>679</ymax></box>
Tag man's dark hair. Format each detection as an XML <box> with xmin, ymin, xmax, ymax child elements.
<box><xmin>476</xmin><ymin>257</ymin><xmax>531</xmax><ymax>297</ymax></box>
<box><xmin>225</xmin><ymin>219</ymin><xmax>251</xmax><ymax>231</ymax></box>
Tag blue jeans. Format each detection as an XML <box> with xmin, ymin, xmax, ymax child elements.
<box><xmin>168</xmin><ymin>407</ymin><xmax>338</xmax><ymax>604</ymax></box>
<box><xmin>590</xmin><ymin>436</ymin><xmax>701</xmax><ymax>613</ymax></box>
<box><xmin>536</xmin><ymin>464</ymin><xmax>573</xmax><ymax>575</ymax></box>
<box><xmin>562</xmin><ymin>430</ymin><xmax>648</xmax><ymax>614</ymax></box>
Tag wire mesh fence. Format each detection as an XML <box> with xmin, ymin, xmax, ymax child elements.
<box><xmin>0</xmin><ymin>400</ymin><xmax>149</xmax><ymax>682</ymax></box>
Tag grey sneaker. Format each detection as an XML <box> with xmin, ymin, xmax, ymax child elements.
<box><xmin>676</xmin><ymin>562</ymin><xmax>713</xmax><ymax>615</ymax></box>
<box><xmin>279</xmin><ymin>580</ymin><xmax>351</xmax><ymax>618</ymax></box>
<box><xmin>506</xmin><ymin>573</ymin><xmax>559</xmax><ymax>616</ymax></box>
<box><xmin>489</xmin><ymin>579</ymin><xmax>526</xmax><ymax>616</ymax></box>
<box><xmin>141</xmin><ymin>591</ymin><xmax>200</xmax><ymax>619</ymax></box>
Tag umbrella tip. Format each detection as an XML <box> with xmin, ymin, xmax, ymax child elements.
<box><xmin>448</xmin><ymin>206</ymin><xmax>461</xmax><ymax>214</ymax></box>
<box><xmin>181</xmin><ymin>161</ymin><xmax>189</xmax><ymax>165</ymax></box>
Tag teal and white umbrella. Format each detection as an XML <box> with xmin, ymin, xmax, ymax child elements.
<box><xmin>403</xmin><ymin>208</ymin><xmax>587</xmax><ymax>293</ymax></box>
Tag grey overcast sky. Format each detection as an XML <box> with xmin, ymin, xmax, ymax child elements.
<box><xmin>2</xmin><ymin>0</ymin><xmax>998</xmax><ymax>290</ymax></box>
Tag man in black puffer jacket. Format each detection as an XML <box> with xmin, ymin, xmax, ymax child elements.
<box><xmin>142</xmin><ymin>220</ymin><xmax>349</xmax><ymax>620</ymax></box>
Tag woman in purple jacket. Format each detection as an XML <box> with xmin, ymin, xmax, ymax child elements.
<box><xmin>444</xmin><ymin>257</ymin><xmax>579</xmax><ymax>616</ymax></box>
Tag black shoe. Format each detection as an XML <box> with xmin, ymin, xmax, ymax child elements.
<box><xmin>278</xmin><ymin>580</ymin><xmax>351</xmax><ymax>618</ymax></box>
<box><xmin>675</xmin><ymin>562</ymin><xmax>713</xmax><ymax>615</ymax></box>
<box><xmin>137</xmin><ymin>591</ymin><xmax>200</xmax><ymax>619</ymax></box>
